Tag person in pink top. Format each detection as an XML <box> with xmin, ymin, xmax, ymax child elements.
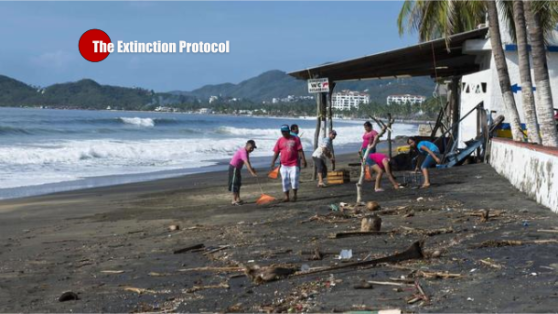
<box><xmin>270</xmin><ymin>124</ymin><xmax>307</xmax><ymax>202</ymax></box>
<box><xmin>368</xmin><ymin>152</ymin><xmax>401</xmax><ymax>192</ymax></box>
<box><xmin>359</xmin><ymin>121</ymin><xmax>379</xmax><ymax>166</ymax></box>
<box><xmin>228</xmin><ymin>140</ymin><xmax>258</xmax><ymax>205</ymax></box>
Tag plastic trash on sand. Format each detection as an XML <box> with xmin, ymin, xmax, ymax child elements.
<box><xmin>256</xmin><ymin>193</ymin><xmax>276</xmax><ymax>205</ymax></box>
<box><xmin>338</xmin><ymin>249</ymin><xmax>353</xmax><ymax>260</ymax></box>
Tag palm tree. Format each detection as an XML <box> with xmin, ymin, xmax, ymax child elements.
<box><xmin>397</xmin><ymin>0</ymin><xmax>558</xmax><ymax>143</ymax></box>
<box><xmin>486</xmin><ymin>0</ymin><xmax>524</xmax><ymax>141</ymax></box>
<box><xmin>512</xmin><ymin>0</ymin><xmax>541</xmax><ymax>144</ymax></box>
<box><xmin>523</xmin><ymin>1</ymin><xmax>558</xmax><ymax>147</ymax></box>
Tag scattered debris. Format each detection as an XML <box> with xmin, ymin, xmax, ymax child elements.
<box><xmin>366</xmin><ymin>280</ymin><xmax>410</xmax><ymax>287</ymax></box>
<box><xmin>173</xmin><ymin>243</ymin><xmax>205</xmax><ymax>254</ymax></box>
<box><xmin>366</xmin><ymin>201</ymin><xmax>381</xmax><ymax>212</ymax></box>
<box><xmin>178</xmin><ymin>266</ymin><xmax>244</xmax><ymax>273</ymax></box>
<box><xmin>479</xmin><ymin>258</ymin><xmax>503</xmax><ymax>269</ymax></box>
<box><xmin>244</xmin><ymin>265</ymin><xmax>298</xmax><ymax>284</ymax></box>
<box><xmin>338</xmin><ymin>249</ymin><xmax>353</xmax><ymax>260</ymax></box>
<box><xmin>416</xmin><ymin>271</ymin><xmax>463</xmax><ymax>279</ymax></box>
<box><xmin>537</xmin><ymin>229</ymin><xmax>558</xmax><ymax>234</ymax></box>
<box><xmin>472</xmin><ymin>239</ymin><xmax>558</xmax><ymax>249</ymax></box>
<box><xmin>309</xmin><ymin>248</ymin><xmax>323</xmax><ymax>261</ymax></box>
<box><xmin>329</xmin><ymin>230</ymin><xmax>387</xmax><ymax>239</ymax></box>
<box><xmin>353</xmin><ymin>281</ymin><xmax>374</xmax><ymax>289</ymax></box>
<box><xmin>58</xmin><ymin>291</ymin><xmax>79</xmax><ymax>302</ymax></box>
<box><xmin>292</xmin><ymin>241</ymin><xmax>424</xmax><ymax>278</ymax></box>
<box><xmin>122</xmin><ymin>286</ymin><xmax>157</xmax><ymax>295</ymax></box>
<box><xmin>203</xmin><ymin>245</ymin><xmax>231</xmax><ymax>256</ymax></box>
<box><xmin>168</xmin><ymin>224</ymin><xmax>180</xmax><ymax>231</ymax></box>
<box><xmin>186</xmin><ymin>282</ymin><xmax>230</xmax><ymax>293</ymax></box>
<box><xmin>401</xmin><ymin>226</ymin><xmax>454</xmax><ymax>236</ymax></box>
<box><xmin>100</xmin><ymin>270</ymin><xmax>126</xmax><ymax>274</ymax></box>
<box><xmin>361</xmin><ymin>215</ymin><xmax>382</xmax><ymax>232</ymax></box>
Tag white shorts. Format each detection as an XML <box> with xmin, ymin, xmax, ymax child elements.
<box><xmin>280</xmin><ymin>165</ymin><xmax>300</xmax><ymax>192</ymax></box>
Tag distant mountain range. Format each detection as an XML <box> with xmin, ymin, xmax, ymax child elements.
<box><xmin>0</xmin><ymin>70</ymin><xmax>435</xmax><ymax>110</ymax></box>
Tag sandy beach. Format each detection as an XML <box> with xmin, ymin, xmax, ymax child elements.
<box><xmin>1</xmin><ymin>152</ymin><xmax>558</xmax><ymax>313</ymax></box>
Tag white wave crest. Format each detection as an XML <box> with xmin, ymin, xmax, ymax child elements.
<box><xmin>120</xmin><ymin>117</ymin><xmax>155</xmax><ymax>127</ymax></box>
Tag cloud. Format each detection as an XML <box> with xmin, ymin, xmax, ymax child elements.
<box><xmin>30</xmin><ymin>50</ymin><xmax>75</xmax><ymax>70</ymax></box>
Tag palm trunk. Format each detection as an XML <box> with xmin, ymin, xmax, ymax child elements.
<box><xmin>524</xmin><ymin>1</ymin><xmax>558</xmax><ymax>147</ymax></box>
<box><xmin>513</xmin><ymin>0</ymin><xmax>541</xmax><ymax>144</ymax></box>
<box><xmin>486</xmin><ymin>0</ymin><xmax>524</xmax><ymax>142</ymax></box>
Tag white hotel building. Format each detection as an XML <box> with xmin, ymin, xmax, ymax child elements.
<box><xmin>332</xmin><ymin>90</ymin><xmax>370</xmax><ymax>111</ymax></box>
<box><xmin>386</xmin><ymin>94</ymin><xmax>427</xmax><ymax>105</ymax></box>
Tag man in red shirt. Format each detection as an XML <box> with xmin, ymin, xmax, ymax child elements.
<box><xmin>271</xmin><ymin>125</ymin><xmax>307</xmax><ymax>202</ymax></box>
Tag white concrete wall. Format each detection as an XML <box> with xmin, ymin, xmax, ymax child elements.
<box><xmin>489</xmin><ymin>138</ymin><xmax>558</xmax><ymax>213</ymax></box>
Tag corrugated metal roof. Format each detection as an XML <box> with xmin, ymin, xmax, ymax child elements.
<box><xmin>288</xmin><ymin>28</ymin><xmax>489</xmax><ymax>81</ymax></box>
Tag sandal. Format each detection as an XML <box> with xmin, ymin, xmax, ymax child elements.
<box><xmin>375</xmin><ymin>188</ymin><xmax>385</xmax><ymax>192</ymax></box>
<box><xmin>317</xmin><ymin>183</ymin><xmax>327</xmax><ymax>188</ymax></box>
<box><xmin>231</xmin><ymin>201</ymin><xmax>242</xmax><ymax>206</ymax></box>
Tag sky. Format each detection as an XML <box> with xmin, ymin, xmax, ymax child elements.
<box><xmin>0</xmin><ymin>1</ymin><xmax>418</xmax><ymax>92</ymax></box>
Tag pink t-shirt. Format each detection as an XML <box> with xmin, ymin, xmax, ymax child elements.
<box><xmin>230</xmin><ymin>148</ymin><xmax>248</xmax><ymax>169</ymax></box>
<box><xmin>362</xmin><ymin>130</ymin><xmax>379</xmax><ymax>149</ymax></box>
<box><xmin>273</xmin><ymin>136</ymin><xmax>303</xmax><ymax>167</ymax></box>
<box><xmin>369</xmin><ymin>153</ymin><xmax>388</xmax><ymax>169</ymax></box>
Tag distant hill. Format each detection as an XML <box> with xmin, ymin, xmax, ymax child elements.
<box><xmin>173</xmin><ymin>70</ymin><xmax>435</xmax><ymax>103</ymax></box>
<box><xmin>0</xmin><ymin>70</ymin><xmax>435</xmax><ymax>110</ymax></box>
<box><xmin>0</xmin><ymin>76</ymin><xmax>198</xmax><ymax>110</ymax></box>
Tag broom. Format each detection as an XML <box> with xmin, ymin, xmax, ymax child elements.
<box><xmin>255</xmin><ymin>176</ymin><xmax>276</xmax><ymax>205</ymax></box>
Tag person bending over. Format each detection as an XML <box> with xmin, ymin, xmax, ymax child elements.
<box><xmin>228</xmin><ymin>140</ymin><xmax>258</xmax><ymax>205</ymax></box>
<box><xmin>407</xmin><ymin>137</ymin><xmax>441</xmax><ymax>188</ymax></box>
<box><xmin>312</xmin><ymin>130</ymin><xmax>337</xmax><ymax>187</ymax></box>
<box><xmin>368</xmin><ymin>153</ymin><xmax>401</xmax><ymax>192</ymax></box>
<box><xmin>271</xmin><ymin>125</ymin><xmax>307</xmax><ymax>202</ymax></box>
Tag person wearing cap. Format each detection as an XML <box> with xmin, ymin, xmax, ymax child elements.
<box><xmin>271</xmin><ymin>125</ymin><xmax>307</xmax><ymax>202</ymax></box>
<box><xmin>312</xmin><ymin>130</ymin><xmax>337</xmax><ymax>187</ymax></box>
<box><xmin>228</xmin><ymin>140</ymin><xmax>258</xmax><ymax>205</ymax></box>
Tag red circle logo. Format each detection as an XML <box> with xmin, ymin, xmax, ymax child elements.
<box><xmin>78</xmin><ymin>29</ymin><xmax>111</xmax><ymax>62</ymax></box>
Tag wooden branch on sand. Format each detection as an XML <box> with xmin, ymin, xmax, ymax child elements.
<box><xmin>186</xmin><ymin>282</ymin><xmax>230</xmax><ymax>293</ymax></box>
<box><xmin>173</xmin><ymin>243</ymin><xmax>205</xmax><ymax>254</ymax></box>
<box><xmin>472</xmin><ymin>239</ymin><xmax>558</xmax><ymax>249</ymax></box>
<box><xmin>292</xmin><ymin>241</ymin><xmax>424</xmax><ymax>278</ymax></box>
<box><xmin>329</xmin><ymin>230</ymin><xmax>388</xmax><ymax>239</ymax></box>
<box><xmin>178</xmin><ymin>266</ymin><xmax>244</xmax><ymax>273</ymax></box>
<box><xmin>400</xmin><ymin>226</ymin><xmax>454</xmax><ymax>236</ymax></box>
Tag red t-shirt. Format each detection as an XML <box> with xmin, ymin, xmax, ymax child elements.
<box><xmin>273</xmin><ymin>136</ymin><xmax>303</xmax><ymax>167</ymax></box>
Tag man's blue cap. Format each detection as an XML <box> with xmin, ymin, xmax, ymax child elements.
<box><xmin>280</xmin><ymin>124</ymin><xmax>290</xmax><ymax>132</ymax></box>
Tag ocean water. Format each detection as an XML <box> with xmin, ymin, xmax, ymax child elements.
<box><xmin>0</xmin><ymin>107</ymin><xmax>418</xmax><ymax>199</ymax></box>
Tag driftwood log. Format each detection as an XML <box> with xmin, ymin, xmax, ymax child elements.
<box><xmin>292</xmin><ymin>241</ymin><xmax>424</xmax><ymax>278</ymax></box>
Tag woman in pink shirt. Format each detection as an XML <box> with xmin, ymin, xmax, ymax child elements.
<box><xmin>228</xmin><ymin>140</ymin><xmax>258</xmax><ymax>205</ymax></box>
<box><xmin>360</xmin><ymin>121</ymin><xmax>379</xmax><ymax>166</ymax></box>
<box><xmin>368</xmin><ymin>152</ymin><xmax>401</xmax><ymax>192</ymax></box>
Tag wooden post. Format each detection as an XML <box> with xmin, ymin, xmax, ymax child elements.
<box><xmin>387</xmin><ymin>113</ymin><xmax>393</xmax><ymax>159</ymax></box>
<box><xmin>328</xmin><ymin>82</ymin><xmax>336</xmax><ymax>133</ymax></box>
<box><xmin>320</xmin><ymin>93</ymin><xmax>327</xmax><ymax>139</ymax></box>
<box><xmin>313</xmin><ymin>93</ymin><xmax>322</xmax><ymax>181</ymax></box>
<box><xmin>451</xmin><ymin>77</ymin><xmax>460</xmax><ymax>139</ymax></box>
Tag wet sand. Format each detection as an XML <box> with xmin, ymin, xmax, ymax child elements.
<box><xmin>1</xmin><ymin>153</ymin><xmax>558</xmax><ymax>312</ymax></box>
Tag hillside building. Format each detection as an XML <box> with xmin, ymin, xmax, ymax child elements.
<box><xmin>386</xmin><ymin>94</ymin><xmax>426</xmax><ymax>105</ymax></box>
<box><xmin>332</xmin><ymin>90</ymin><xmax>369</xmax><ymax>110</ymax></box>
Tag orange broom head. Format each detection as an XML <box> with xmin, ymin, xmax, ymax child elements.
<box><xmin>268</xmin><ymin>166</ymin><xmax>280</xmax><ymax>179</ymax></box>
<box><xmin>256</xmin><ymin>193</ymin><xmax>276</xmax><ymax>205</ymax></box>
<box><xmin>365</xmin><ymin>167</ymin><xmax>373</xmax><ymax>181</ymax></box>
